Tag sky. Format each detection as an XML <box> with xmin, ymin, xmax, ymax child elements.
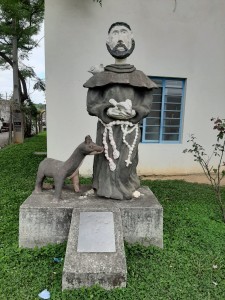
<box><xmin>0</xmin><ymin>24</ymin><xmax>45</xmax><ymax>104</ymax></box>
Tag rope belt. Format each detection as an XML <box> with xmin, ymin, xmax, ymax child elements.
<box><xmin>99</xmin><ymin>119</ymin><xmax>139</xmax><ymax>171</ymax></box>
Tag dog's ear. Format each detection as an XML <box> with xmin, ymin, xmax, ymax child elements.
<box><xmin>85</xmin><ymin>135</ymin><xmax>92</xmax><ymax>144</ymax></box>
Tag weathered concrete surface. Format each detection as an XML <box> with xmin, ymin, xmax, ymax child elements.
<box><xmin>19</xmin><ymin>185</ymin><xmax>163</xmax><ymax>248</ymax></box>
<box><xmin>19</xmin><ymin>205</ymin><xmax>73</xmax><ymax>248</ymax></box>
<box><xmin>62</xmin><ymin>208</ymin><xmax>127</xmax><ymax>290</ymax></box>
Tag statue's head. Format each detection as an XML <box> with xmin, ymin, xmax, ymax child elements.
<box><xmin>106</xmin><ymin>22</ymin><xmax>135</xmax><ymax>60</ymax></box>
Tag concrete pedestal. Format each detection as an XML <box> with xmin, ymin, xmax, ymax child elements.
<box><xmin>19</xmin><ymin>185</ymin><xmax>163</xmax><ymax>290</ymax></box>
<box><xmin>62</xmin><ymin>208</ymin><xmax>127</xmax><ymax>290</ymax></box>
<box><xmin>19</xmin><ymin>185</ymin><xmax>163</xmax><ymax>248</ymax></box>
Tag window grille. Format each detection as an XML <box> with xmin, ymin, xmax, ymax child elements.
<box><xmin>141</xmin><ymin>77</ymin><xmax>185</xmax><ymax>143</ymax></box>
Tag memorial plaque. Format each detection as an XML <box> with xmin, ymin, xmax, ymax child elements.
<box><xmin>77</xmin><ymin>212</ymin><xmax>116</xmax><ymax>252</ymax></box>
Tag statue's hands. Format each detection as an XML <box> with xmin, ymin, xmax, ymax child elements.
<box><xmin>107</xmin><ymin>108</ymin><xmax>133</xmax><ymax>119</ymax></box>
<box><xmin>107</xmin><ymin>98</ymin><xmax>136</xmax><ymax>120</ymax></box>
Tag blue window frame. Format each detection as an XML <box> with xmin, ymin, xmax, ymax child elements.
<box><xmin>141</xmin><ymin>77</ymin><xmax>186</xmax><ymax>143</ymax></box>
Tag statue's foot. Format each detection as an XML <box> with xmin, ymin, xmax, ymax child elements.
<box><xmin>85</xmin><ymin>189</ymin><xmax>95</xmax><ymax>196</ymax></box>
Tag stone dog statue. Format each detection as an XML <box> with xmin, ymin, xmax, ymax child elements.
<box><xmin>34</xmin><ymin>135</ymin><xmax>103</xmax><ymax>201</ymax></box>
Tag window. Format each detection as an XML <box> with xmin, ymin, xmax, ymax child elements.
<box><xmin>141</xmin><ymin>77</ymin><xmax>185</xmax><ymax>143</ymax></box>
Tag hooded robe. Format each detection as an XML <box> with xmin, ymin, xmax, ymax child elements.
<box><xmin>83</xmin><ymin>64</ymin><xmax>157</xmax><ymax>200</ymax></box>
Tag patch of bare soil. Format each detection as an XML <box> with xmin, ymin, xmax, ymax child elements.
<box><xmin>140</xmin><ymin>174</ymin><xmax>225</xmax><ymax>186</ymax></box>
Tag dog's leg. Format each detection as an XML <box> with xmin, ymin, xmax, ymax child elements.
<box><xmin>53</xmin><ymin>176</ymin><xmax>65</xmax><ymax>201</ymax></box>
<box><xmin>35</xmin><ymin>171</ymin><xmax>46</xmax><ymax>193</ymax></box>
<box><xmin>71</xmin><ymin>170</ymin><xmax>80</xmax><ymax>192</ymax></box>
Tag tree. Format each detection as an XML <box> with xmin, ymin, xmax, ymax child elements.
<box><xmin>0</xmin><ymin>0</ymin><xmax>44</xmax><ymax>141</ymax></box>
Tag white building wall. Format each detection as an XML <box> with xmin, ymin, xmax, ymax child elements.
<box><xmin>45</xmin><ymin>0</ymin><xmax>225</xmax><ymax>176</ymax></box>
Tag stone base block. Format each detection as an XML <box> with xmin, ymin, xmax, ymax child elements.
<box><xmin>62</xmin><ymin>208</ymin><xmax>127</xmax><ymax>290</ymax></box>
<box><xmin>19</xmin><ymin>185</ymin><xmax>163</xmax><ymax>248</ymax></box>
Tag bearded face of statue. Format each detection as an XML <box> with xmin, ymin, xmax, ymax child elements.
<box><xmin>106</xmin><ymin>24</ymin><xmax>135</xmax><ymax>59</ymax></box>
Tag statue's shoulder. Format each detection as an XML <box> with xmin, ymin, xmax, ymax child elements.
<box><xmin>83</xmin><ymin>71</ymin><xmax>110</xmax><ymax>88</ymax></box>
<box><xmin>83</xmin><ymin>65</ymin><xmax>157</xmax><ymax>90</ymax></box>
<box><xmin>130</xmin><ymin>69</ymin><xmax>158</xmax><ymax>89</ymax></box>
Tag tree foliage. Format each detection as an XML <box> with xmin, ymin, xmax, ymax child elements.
<box><xmin>0</xmin><ymin>0</ymin><xmax>45</xmax><ymax>102</ymax></box>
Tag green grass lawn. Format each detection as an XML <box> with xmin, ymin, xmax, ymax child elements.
<box><xmin>0</xmin><ymin>133</ymin><xmax>225</xmax><ymax>299</ymax></box>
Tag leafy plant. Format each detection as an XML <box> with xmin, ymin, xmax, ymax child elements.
<box><xmin>183</xmin><ymin>118</ymin><xmax>225</xmax><ymax>222</ymax></box>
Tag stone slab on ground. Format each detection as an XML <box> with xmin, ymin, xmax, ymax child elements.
<box><xmin>19</xmin><ymin>185</ymin><xmax>163</xmax><ymax>248</ymax></box>
<box><xmin>62</xmin><ymin>208</ymin><xmax>126</xmax><ymax>290</ymax></box>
